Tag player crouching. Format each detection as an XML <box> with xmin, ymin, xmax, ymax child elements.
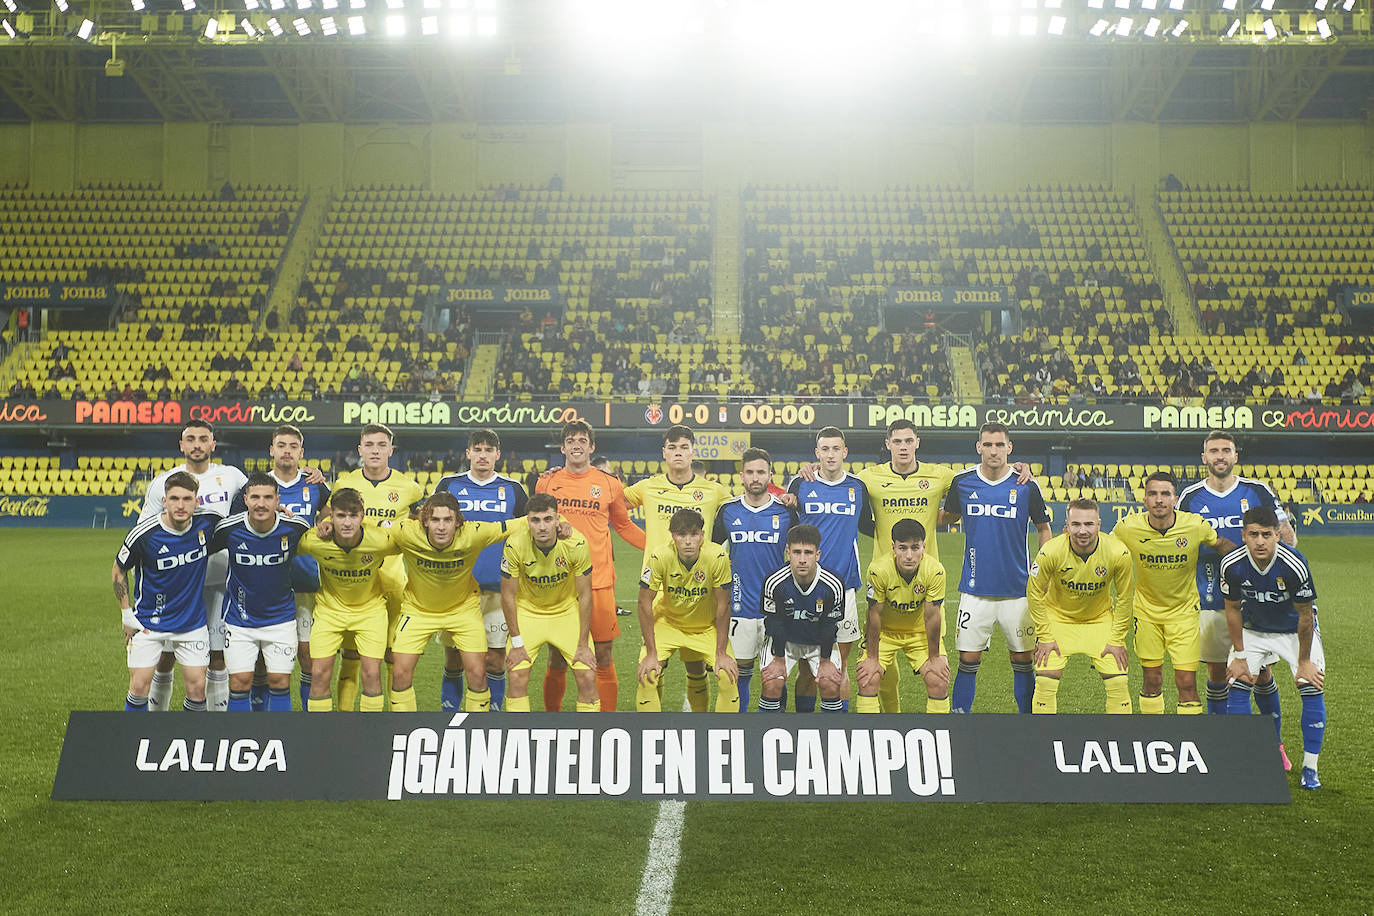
<box><xmin>757</xmin><ymin>525</ymin><xmax>846</xmax><ymax>713</ymax></box>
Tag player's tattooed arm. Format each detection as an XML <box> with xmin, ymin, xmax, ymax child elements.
<box><xmin>1278</xmin><ymin>519</ymin><xmax>1298</xmax><ymax>547</ymax></box>
<box><xmin>111</xmin><ymin>563</ymin><xmax>129</xmax><ymax>604</ymax></box>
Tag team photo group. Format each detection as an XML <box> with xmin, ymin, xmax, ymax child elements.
<box><xmin>115</xmin><ymin>415</ymin><xmax>1329</xmax><ymax>789</ymax></box>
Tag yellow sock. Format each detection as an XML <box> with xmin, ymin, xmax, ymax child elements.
<box><xmin>576</xmin><ymin>700</ymin><xmax>601</xmax><ymax>713</ymax></box>
<box><xmin>1103</xmin><ymin>676</ymin><xmax>1132</xmax><ymax>714</ymax></box>
<box><xmin>390</xmin><ymin>685</ymin><xmax>417</xmax><ymax>712</ymax></box>
<box><xmin>506</xmin><ymin>695</ymin><xmax>531</xmax><ymax>712</ymax></box>
<box><xmin>879</xmin><ymin>664</ymin><xmax>900</xmax><ymax>712</ymax></box>
<box><xmin>926</xmin><ymin>695</ymin><xmax>951</xmax><ymax>714</ymax></box>
<box><xmin>462</xmin><ymin>687</ymin><xmax>490</xmax><ymax>713</ymax></box>
<box><xmin>855</xmin><ymin>694</ymin><xmax>880</xmax><ymax>714</ymax></box>
<box><xmin>385</xmin><ymin>661</ymin><xmax>397</xmax><ymax>706</ymax></box>
<box><xmin>636</xmin><ymin>674</ymin><xmax>661</xmax><ymax>712</ymax></box>
<box><xmin>686</xmin><ymin>672</ymin><xmax>709</xmax><ymax>712</ymax></box>
<box><xmin>1177</xmin><ymin>701</ymin><xmax>1204</xmax><ymax>715</ymax></box>
<box><xmin>1139</xmin><ymin>692</ymin><xmax>1165</xmax><ymax>715</ymax></box>
<box><xmin>713</xmin><ymin>671</ymin><xmax>739</xmax><ymax>713</ymax></box>
<box><xmin>359</xmin><ymin>691</ymin><xmax>384</xmax><ymax>712</ymax></box>
<box><xmin>337</xmin><ymin>657</ymin><xmax>360</xmax><ymax>711</ymax></box>
<box><xmin>1033</xmin><ymin>675</ymin><xmax>1060</xmax><ymax>714</ymax></box>
<box><xmin>306</xmin><ymin>695</ymin><xmax>333</xmax><ymax>713</ymax></box>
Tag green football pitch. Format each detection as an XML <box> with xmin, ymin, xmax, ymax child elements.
<box><xmin>3</xmin><ymin>529</ymin><xmax>1370</xmax><ymax>912</ymax></box>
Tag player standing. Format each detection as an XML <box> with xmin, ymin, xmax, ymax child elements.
<box><xmin>212</xmin><ymin>473</ymin><xmax>312</xmax><ymax>711</ymax></box>
<box><xmin>1027</xmin><ymin>499</ymin><xmax>1136</xmax><ymax>714</ymax></box>
<box><xmin>636</xmin><ymin>508</ymin><xmax>739</xmax><ymax>713</ymax></box>
<box><xmin>1222</xmin><ymin>506</ymin><xmax>1327</xmax><ymax>789</ymax></box>
<box><xmin>537</xmin><ymin>420</ymin><xmax>646</xmax><ymax>712</ymax></box>
<box><xmin>433</xmin><ymin>429</ymin><xmax>528</xmax><ymax>712</ymax></box>
<box><xmin>114</xmin><ymin>471</ymin><xmax>219</xmax><ymax>712</ymax></box>
<box><xmin>501</xmin><ymin>493</ymin><xmax>600</xmax><ymax>713</ymax></box>
<box><xmin>716</xmin><ymin>447</ymin><xmax>797</xmax><ymax>712</ymax></box>
<box><xmin>942</xmin><ymin>422</ymin><xmax>1052</xmax><ymax>713</ymax></box>
<box><xmin>757</xmin><ymin>525</ymin><xmax>846</xmax><ymax>713</ymax></box>
<box><xmin>1114</xmin><ymin>471</ymin><xmax>1234</xmax><ymax>715</ymax></box>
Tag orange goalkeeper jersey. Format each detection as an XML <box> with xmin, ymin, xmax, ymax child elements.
<box><xmin>536</xmin><ymin>465</ymin><xmax>646</xmax><ymax>591</ymax></box>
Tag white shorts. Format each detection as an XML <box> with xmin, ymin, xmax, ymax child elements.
<box><xmin>481</xmin><ymin>590</ymin><xmax>508</xmax><ymax>650</ymax></box>
<box><xmin>204</xmin><ymin>554</ymin><xmax>229</xmax><ymax>652</ymax></box>
<box><xmin>128</xmin><ymin>626</ymin><xmax>210</xmax><ymax>669</ymax></box>
<box><xmin>836</xmin><ymin>588</ymin><xmax>861</xmax><ymax>645</ymax></box>
<box><xmin>768</xmin><ymin>642</ymin><xmax>842</xmax><ymax>679</ymax></box>
<box><xmin>1229</xmin><ymin>625</ymin><xmax>1327</xmax><ymax>680</ymax></box>
<box><xmin>295</xmin><ymin>592</ymin><xmax>315</xmax><ymax>645</ymax></box>
<box><xmin>1199</xmin><ymin>608</ymin><xmax>1231</xmax><ymax>664</ymax></box>
<box><xmin>225</xmin><ymin>621</ymin><xmax>299</xmax><ymax>675</ymax></box>
<box><xmin>729</xmin><ymin>617</ymin><xmax>767</xmax><ymax>662</ymax></box>
<box><xmin>955</xmin><ymin>594</ymin><xmax>1035</xmax><ymax>653</ymax></box>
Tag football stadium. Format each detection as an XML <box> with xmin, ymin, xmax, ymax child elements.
<box><xmin>3</xmin><ymin>0</ymin><xmax>1374</xmax><ymax>911</ymax></box>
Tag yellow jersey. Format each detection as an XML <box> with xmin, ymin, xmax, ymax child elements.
<box><xmin>1027</xmin><ymin>533</ymin><xmax>1135</xmax><ymax>644</ymax></box>
<box><xmin>500</xmin><ymin>527</ymin><xmax>592</xmax><ymax>618</ymax></box>
<box><xmin>857</xmin><ymin>462</ymin><xmax>955</xmax><ymax>563</ymax></box>
<box><xmin>640</xmin><ymin>541</ymin><xmax>732</xmax><ymax>633</ymax></box>
<box><xmin>1111</xmin><ymin>510</ymin><xmax>1218</xmax><ymax>620</ymax></box>
<box><xmin>624</xmin><ymin>473</ymin><xmax>731</xmax><ymax>561</ymax></box>
<box><xmin>334</xmin><ymin>468</ymin><xmax>425</xmax><ymax>529</ymax></box>
<box><xmin>390</xmin><ymin>517</ymin><xmax>524</xmax><ymax>615</ymax></box>
<box><xmin>865</xmin><ymin>552</ymin><xmax>947</xmax><ymax>635</ymax></box>
<box><xmin>297</xmin><ymin>526</ymin><xmax>398</xmax><ymax>614</ymax></box>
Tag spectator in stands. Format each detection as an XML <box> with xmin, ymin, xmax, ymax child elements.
<box><xmin>1063</xmin><ymin>465</ymin><xmax>1081</xmax><ymax>488</ymax></box>
<box><xmin>346</xmin><ymin>333</ymin><xmax>370</xmax><ymax>353</ymax></box>
<box><xmin>50</xmin><ymin>342</ymin><xmax>71</xmax><ymax>361</ymax></box>
<box><xmin>1089</xmin><ymin>467</ymin><xmax>1106</xmax><ymax>488</ymax></box>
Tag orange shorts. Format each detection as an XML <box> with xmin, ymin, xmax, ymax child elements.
<box><xmin>590</xmin><ymin>586</ymin><xmax>620</xmax><ymax>643</ymax></box>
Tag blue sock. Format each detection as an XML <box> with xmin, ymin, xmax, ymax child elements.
<box><xmin>1299</xmin><ymin>690</ymin><xmax>1326</xmax><ymax>755</ymax></box>
<box><xmin>1226</xmin><ymin>680</ymin><xmax>1253</xmax><ymax>716</ymax></box>
<box><xmin>183</xmin><ymin>697</ymin><xmax>207</xmax><ymax>712</ymax></box>
<box><xmin>298</xmin><ymin>672</ymin><xmax>312</xmax><ymax>710</ymax></box>
<box><xmin>820</xmin><ymin>697</ymin><xmax>843</xmax><ymax>713</ymax></box>
<box><xmin>1012</xmin><ymin>661</ymin><xmax>1036</xmax><ymax>714</ymax></box>
<box><xmin>758</xmin><ymin>693</ymin><xmax>782</xmax><ymax>712</ymax></box>
<box><xmin>1253</xmin><ymin>679</ymin><xmax>1282</xmax><ymax>740</ymax></box>
<box><xmin>125</xmin><ymin>693</ymin><xmax>148</xmax><ymax>711</ymax></box>
<box><xmin>250</xmin><ymin>677</ymin><xmax>268</xmax><ymax>712</ymax></box>
<box><xmin>442</xmin><ymin>667</ymin><xmax>463</xmax><ymax>712</ymax></box>
<box><xmin>796</xmin><ymin>694</ymin><xmax>817</xmax><ymax>713</ymax></box>
<box><xmin>1207</xmin><ymin>680</ymin><xmax>1230</xmax><ymax>715</ymax></box>
<box><xmin>228</xmin><ymin>690</ymin><xmax>252</xmax><ymax>712</ymax></box>
<box><xmin>736</xmin><ymin>662</ymin><xmax>754</xmax><ymax>712</ymax></box>
<box><xmin>267</xmin><ymin>687</ymin><xmax>292</xmax><ymax>711</ymax></box>
<box><xmin>952</xmin><ymin>660</ymin><xmax>979</xmax><ymax>714</ymax></box>
<box><xmin>840</xmin><ymin>699</ymin><xmax>849</xmax><ymax>712</ymax></box>
<box><xmin>486</xmin><ymin>671</ymin><xmax>506</xmax><ymax>712</ymax></box>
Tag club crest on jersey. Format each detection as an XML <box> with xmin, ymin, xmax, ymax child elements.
<box><xmin>1276</xmin><ymin>577</ymin><xmax>1285</xmax><ymax>590</ymax></box>
<box><xmin>1095</xmin><ymin>565</ymin><xmax>1107</xmax><ymax>577</ymax></box>
<box><xmin>772</xmin><ymin>514</ymin><xmax>779</xmax><ymax>529</ymax></box>
<box><xmin>694</xmin><ymin>569</ymin><xmax>706</xmax><ymax>583</ymax></box>
<box><xmin>388</xmin><ymin>492</ymin><xmax>399</xmax><ymax>503</ymax></box>
<box><xmin>1176</xmin><ymin>536</ymin><xmax>1188</xmax><ymax>548</ymax></box>
<box><xmin>555</xmin><ymin>556</ymin><xmax>567</xmax><ymax>568</ymax></box>
<box><xmin>590</xmin><ymin>486</ymin><xmax>602</xmax><ymax>499</ymax></box>
<box><xmin>692</xmin><ymin>490</ymin><xmax>703</xmax><ymax>502</ymax></box>
<box><xmin>645</xmin><ymin>404</ymin><xmax>664</xmax><ymax>425</ymax></box>
<box><xmin>198</xmin><ymin>530</ymin><xmax>206</xmax><ymax>544</ymax></box>
<box><xmin>919</xmin><ymin>479</ymin><xmax>930</xmax><ymax>490</ymax></box>
<box><xmin>1240</xmin><ymin>499</ymin><xmax>1250</xmax><ymax>511</ymax></box>
<box><xmin>498</xmin><ymin>487</ymin><xmax>506</xmax><ymax>500</ymax></box>
<box><xmin>848</xmin><ymin>488</ymin><xmax>855</xmax><ymax>502</ymax></box>
<box><xmin>281</xmin><ymin>536</ymin><xmax>289</xmax><ymax>551</ymax></box>
<box><xmin>1009</xmin><ymin>489</ymin><xmax>1017</xmax><ymax>504</ymax></box>
<box><xmin>816</xmin><ymin>599</ymin><xmax>824</xmax><ymax>614</ymax></box>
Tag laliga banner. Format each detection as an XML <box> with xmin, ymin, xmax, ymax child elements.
<box><xmin>53</xmin><ymin>712</ymin><xmax>1289</xmax><ymax>803</ymax></box>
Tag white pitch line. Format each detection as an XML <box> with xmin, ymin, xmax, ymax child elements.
<box><xmin>634</xmin><ymin>695</ymin><xmax>692</xmax><ymax>916</ymax></box>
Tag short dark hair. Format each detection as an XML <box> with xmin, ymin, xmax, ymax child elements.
<box><xmin>562</xmin><ymin>419</ymin><xmax>594</xmax><ymax>445</ymax></box>
<box><xmin>1067</xmin><ymin>497</ymin><xmax>1099</xmax><ymax>514</ymax></box>
<box><xmin>1145</xmin><ymin>470</ymin><xmax>1178</xmax><ymax>493</ymax></box>
<box><xmin>1203</xmin><ymin>429</ymin><xmax>1237</xmax><ymax>451</ymax></box>
<box><xmin>526</xmin><ymin>492</ymin><xmax>558</xmax><ymax>516</ymax></box>
<box><xmin>787</xmin><ymin>524</ymin><xmax>821</xmax><ymax>549</ymax></box>
<box><xmin>978</xmin><ymin>421</ymin><xmax>1010</xmax><ymax>441</ymax></box>
<box><xmin>360</xmin><ymin>423</ymin><xmax>394</xmax><ymax>442</ymax></box>
<box><xmin>272</xmin><ymin>424</ymin><xmax>303</xmax><ymax>443</ymax></box>
<box><xmin>816</xmin><ymin>426</ymin><xmax>846</xmax><ymax>444</ymax></box>
<box><xmin>164</xmin><ymin>470</ymin><xmax>199</xmax><ymax>495</ymax></box>
<box><xmin>886</xmin><ymin>419</ymin><xmax>918</xmax><ymax>438</ymax></box>
<box><xmin>741</xmin><ymin>447</ymin><xmax>771</xmax><ymax>466</ymax></box>
<box><xmin>420</xmin><ymin>490</ymin><xmax>463</xmax><ymax>527</ymax></box>
<box><xmin>668</xmin><ymin>508</ymin><xmax>705</xmax><ymax>534</ymax></box>
<box><xmin>664</xmin><ymin>424</ymin><xmax>695</xmax><ymax>446</ymax></box>
<box><xmin>244</xmin><ymin>471</ymin><xmax>278</xmax><ymax>493</ymax></box>
<box><xmin>181</xmin><ymin>419</ymin><xmax>214</xmax><ymax>437</ymax></box>
<box><xmin>1242</xmin><ymin>505</ymin><xmax>1279</xmax><ymax>530</ymax></box>
<box><xmin>468</xmin><ymin>428</ymin><xmax>500</xmax><ymax>449</ymax></box>
<box><xmin>328</xmin><ymin>487</ymin><xmax>364</xmax><ymax>515</ymax></box>
<box><xmin>891</xmin><ymin>518</ymin><xmax>926</xmax><ymax>544</ymax></box>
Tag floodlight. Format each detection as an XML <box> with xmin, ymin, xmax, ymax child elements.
<box><xmin>348</xmin><ymin>13</ymin><xmax>364</xmax><ymax>32</ymax></box>
<box><xmin>1167</xmin><ymin>0</ymin><xmax>1183</xmax><ymax>8</ymax></box>
<box><xmin>1170</xmin><ymin>17</ymin><xmax>1187</xmax><ymax>34</ymax></box>
<box><xmin>1115</xmin><ymin>15</ymin><xmax>1132</xmax><ymax>34</ymax></box>
<box><xmin>991</xmin><ymin>14</ymin><xmax>1011</xmax><ymax>34</ymax></box>
<box><xmin>423</xmin><ymin>0</ymin><xmax>437</xmax><ymax>7</ymax></box>
<box><xmin>76</xmin><ymin>17</ymin><xmax>93</xmax><ymax>38</ymax></box>
<box><xmin>351</xmin><ymin>0</ymin><xmax>364</xmax><ymax>8</ymax></box>
<box><xmin>1021</xmin><ymin>0</ymin><xmax>1035</xmax><ymax>8</ymax></box>
<box><xmin>240</xmin><ymin>17</ymin><xmax>256</xmax><ymax>34</ymax></box>
<box><xmin>55</xmin><ymin>0</ymin><xmax>68</xmax><ymax>11</ymax></box>
<box><xmin>1088</xmin><ymin>0</ymin><xmax>1103</xmax><ymax>8</ymax></box>
<box><xmin>1341</xmin><ymin>0</ymin><xmax>1353</xmax><ymax>10</ymax></box>
<box><xmin>296</xmin><ymin>0</ymin><xmax>311</xmax><ymax>9</ymax></box>
<box><xmin>421</xmin><ymin>13</ymin><xmax>437</xmax><ymax>32</ymax></box>
<box><xmin>130</xmin><ymin>0</ymin><xmax>144</xmax><ymax>9</ymax></box>
<box><xmin>204</xmin><ymin>17</ymin><xmax>217</xmax><ymax>36</ymax></box>
<box><xmin>1044</xmin><ymin>0</ymin><xmax>1062</xmax><ymax>6</ymax></box>
<box><xmin>292</xmin><ymin>15</ymin><xmax>308</xmax><ymax>33</ymax></box>
<box><xmin>181</xmin><ymin>0</ymin><xmax>195</xmax><ymax>9</ymax></box>
<box><xmin>320</xmin><ymin>14</ymin><xmax>336</xmax><ymax>32</ymax></box>
<box><xmin>1019</xmin><ymin>14</ymin><xmax>1037</xmax><ymax>33</ymax></box>
<box><xmin>1221</xmin><ymin>0</ymin><xmax>1236</xmax><ymax>9</ymax></box>
<box><xmin>1313</xmin><ymin>0</ymin><xmax>1327</xmax><ymax>9</ymax></box>
<box><xmin>1141</xmin><ymin>0</ymin><xmax>1157</xmax><ymax>9</ymax></box>
<box><xmin>1261</xmin><ymin>17</ymin><xmax>1276</xmax><ymax>37</ymax></box>
<box><xmin>476</xmin><ymin>12</ymin><xmax>495</xmax><ymax>35</ymax></box>
<box><xmin>1316</xmin><ymin>16</ymin><xmax>1332</xmax><ymax>35</ymax></box>
<box><xmin>1114</xmin><ymin>0</ymin><xmax>1128</xmax><ymax>9</ymax></box>
<box><xmin>270</xmin><ymin>0</ymin><xmax>284</xmax><ymax>10</ymax></box>
<box><xmin>1144</xmin><ymin>16</ymin><xmax>1160</xmax><ymax>34</ymax></box>
<box><xmin>1048</xmin><ymin>13</ymin><xmax>1066</xmax><ymax>32</ymax></box>
<box><xmin>1225</xmin><ymin>16</ymin><xmax>1240</xmax><ymax>35</ymax></box>
<box><xmin>385</xmin><ymin>12</ymin><xmax>405</xmax><ymax>34</ymax></box>
<box><xmin>1260</xmin><ymin>0</ymin><xmax>1273</xmax><ymax>9</ymax></box>
<box><xmin>322</xmin><ymin>0</ymin><xmax>336</xmax><ymax>8</ymax></box>
<box><xmin>266</xmin><ymin>16</ymin><xmax>282</xmax><ymax>34</ymax></box>
<box><xmin>2</xmin><ymin>18</ymin><xmax>13</xmax><ymax>36</ymax></box>
<box><xmin>244</xmin><ymin>0</ymin><xmax>258</xmax><ymax>8</ymax></box>
<box><xmin>1089</xmin><ymin>16</ymin><xmax>1110</xmax><ymax>33</ymax></box>
<box><xmin>450</xmin><ymin>13</ymin><xmax>471</xmax><ymax>35</ymax></box>
<box><xmin>2</xmin><ymin>1</ymin><xmax>14</xmax><ymax>12</ymax></box>
<box><xmin>386</xmin><ymin>0</ymin><xmax>402</xmax><ymax>8</ymax></box>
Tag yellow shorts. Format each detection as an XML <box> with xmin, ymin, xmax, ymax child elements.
<box><xmin>395</xmin><ymin>600</ymin><xmax>485</xmax><ymax>656</ymax></box>
<box><xmin>877</xmin><ymin>630</ymin><xmax>937</xmax><ymax>673</ymax></box>
<box><xmin>1036</xmin><ymin>615</ymin><xmax>1126</xmax><ymax>675</ymax></box>
<box><xmin>641</xmin><ymin>620</ymin><xmax>733</xmax><ymax>665</ymax></box>
<box><xmin>1133</xmin><ymin>612</ymin><xmax>1200</xmax><ymax>671</ymax></box>
<box><xmin>312</xmin><ymin>599</ymin><xmax>388</xmax><ymax>659</ymax></box>
<box><xmin>511</xmin><ymin>609</ymin><xmax>591</xmax><ymax>670</ymax></box>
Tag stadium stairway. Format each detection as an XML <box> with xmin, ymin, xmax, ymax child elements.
<box><xmin>461</xmin><ymin>336</ymin><xmax>503</xmax><ymax>401</ymax></box>
<box><xmin>0</xmin><ymin>337</ymin><xmax>36</xmax><ymax>392</ymax></box>
<box><xmin>948</xmin><ymin>344</ymin><xmax>983</xmax><ymax>399</ymax></box>
<box><xmin>269</xmin><ymin>190</ymin><xmax>331</xmax><ymax>325</ymax></box>
<box><xmin>712</xmin><ymin>190</ymin><xmax>741</xmax><ymax>338</ymax></box>
<box><xmin>1137</xmin><ymin>194</ymin><xmax>1200</xmax><ymax>335</ymax></box>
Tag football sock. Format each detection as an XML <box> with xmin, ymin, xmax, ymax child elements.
<box><xmin>228</xmin><ymin>689</ymin><xmax>252</xmax><ymax>712</ymax></box>
<box><xmin>124</xmin><ymin>693</ymin><xmax>148</xmax><ymax>712</ymax></box>
<box><xmin>596</xmin><ymin>664</ymin><xmax>618</xmax><ymax>712</ymax></box>
<box><xmin>337</xmin><ymin>658</ymin><xmax>360</xmax><ymax>711</ymax></box>
<box><xmin>1206</xmin><ymin>680</ymin><xmax>1229</xmax><ymax>714</ymax></box>
<box><xmin>543</xmin><ymin>667</ymin><xmax>568</xmax><ymax>711</ymax></box>
<box><xmin>441</xmin><ymin>667</ymin><xmax>463</xmax><ymax>712</ymax></box>
<box><xmin>713</xmin><ymin>673</ymin><xmax>740</xmax><ymax>713</ymax></box>
<box><xmin>926</xmin><ymin>695</ymin><xmax>951</xmax><ymax>714</ymax></box>
<box><xmin>505</xmin><ymin>695</ymin><xmax>531</xmax><ymax>712</ymax></box>
<box><xmin>250</xmin><ymin>672</ymin><xmax>269</xmax><ymax>711</ymax></box>
<box><xmin>757</xmin><ymin>694</ymin><xmax>783</xmax><ymax>712</ymax></box>
<box><xmin>1103</xmin><ymin>676</ymin><xmax>1132</xmax><ymax>714</ymax></box>
<box><xmin>735</xmin><ymin>660</ymin><xmax>754</xmax><ymax>712</ymax></box>
<box><xmin>359</xmin><ymin>691</ymin><xmax>385</xmax><ymax>713</ymax></box>
<box><xmin>486</xmin><ymin>671</ymin><xmax>506</xmax><ymax>712</ymax></box>
<box><xmin>1139</xmin><ymin>692</ymin><xmax>1166</xmax><ymax>715</ymax></box>
<box><xmin>149</xmin><ymin>670</ymin><xmax>173</xmax><ymax>712</ymax></box>
<box><xmin>390</xmin><ymin>686</ymin><xmax>417</xmax><ymax>712</ymax></box>
<box><xmin>1177</xmin><ymin>701</ymin><xmax>1204</xmax><ymax>715</ymax></box>
<box><xmin>780</xmin><ymin>686</ymin><xmax>788</xmax><ymax>711</ymax></box>
<box><xmin>854</xmin><ymin>694</ymin><xmax>879</xmax><ymax>714</ymax></box>
<box><xmin>635</xmin><ymin>676</ymin><xmax>661</xmax><ymax>712</ymax></box>
<box><xmin>307</xmin><ymin>695</ymin><xmax>332</xmax><ymax>712</ymax></box>
<box><xmin>952</xmin><ymin>660</ymin><xmax>979</xmax><ymax>713</ymax></box>
<box><xmin>686</xmin><ymin>672</ymin><xmax>709</xmax><ymax>712</ymax></box>
<box><xmin>205</xmin><ymin>669</ymin><xmax>229</xmax><ymax>712</ymax></box>
<box><xmin>298</xmin><ymin>671</ymin><xmax>312</xmax><ymax>711</ymax></box>
<box><xmin>1254</xmin><ymin>678</ymin><xmax>1282</xmax><ymax>739</ymax></box>
<box><xmin>462</xmin><ymin>686</ymin><xmax>491</xmax><ymax>713</ymax></box>
<box><xmin>1303</xmin><ymin>751</ymin><xmax>1320</xmax><ymax>772</ymax></box>
<box><xmin>1011</xmin><ymin>661</ymin><xmax>1036</xmax><ymax>714</ymax></box>
<box><xmin>183</xmin><ymin>696</ymin><xmax>207</xmax><ymax>712</ymax></box>
<box><xmin>576</xmin><ymin>700</ymin><xmax>601</xmax><ymax>713</ymax></box>
<box><xmin>840</xmin><ymin>699</ymin><xmax>850</xmax><ymax>712</ymax></box>
<box><xmin>267</xmin><ymin>687</ymin><xmax>292</xmax><ymax>711</ymax></box>
<box><xmin>1033</xmin><ymin>675</ymin><xmax>1060</xmax><ymax>714</ymax></box>
<box><xmin>1299</xmin><ymin>688</ymin><xmax>1326</xmax><ymax>756</ymax></box>
<box><xmin>820</xmin><ymin>697</ymin><xmax>844</xmax><ymax>713</ymax></box>
<box><xmin>795</xmin><ymin>694</ymin><xmax>817</xmax><ymax>714</ymax></box>
<box><xmin>1226</xmin><ymin>679</ymin><xmax>1254</xmax><ymax>715</ymax></box>
<box><xmin>879</xmin><ymin>664</ymin><xmax>900</xmax><ymax>712</ymax></box>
